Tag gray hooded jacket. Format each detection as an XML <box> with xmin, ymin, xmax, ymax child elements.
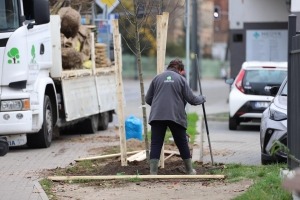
<box><xmin>145</xmin><ymin>69</ymin><xmax>205</xmax><ymax>129</ymax></box>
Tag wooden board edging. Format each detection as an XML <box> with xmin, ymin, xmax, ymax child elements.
<box><xmin>48</xmin><ymin>174</ymin><xmax>225</xmax><ymax>181</ymax></box>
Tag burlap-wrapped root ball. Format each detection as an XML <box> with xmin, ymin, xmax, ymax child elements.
<box><xmin>77</xmin><ymin>25</ymin><xmax>91</xmax><ymax>61</ymax></box>
<box><xmin>61</xmin><ymin>48</ymin><xmax>83</xmax><ymax>70</ymax></box>
<box><xmin>58</xmin><ymin>7</ymin><xmax>80</xmax><ymax>38</ymax></box>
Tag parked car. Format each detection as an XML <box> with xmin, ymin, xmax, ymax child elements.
<box><xmin>226</xmin><ymin>61</ymin><xmax>287</xmax><ymax>130</ymax></box>
<box><xmin>260</xmin><ymin>77</ymin><xmax>287</xmax><ymax>165</ymax></box>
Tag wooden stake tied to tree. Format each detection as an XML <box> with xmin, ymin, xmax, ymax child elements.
<box><xmin>112</xmin><ymin>20</ymin><xmax>127</xmax><ymax>166</ymax></box>
<box><xmin>156</xmin><ymin>12</ymin><xmax>169</xmax><ymax>168</ymax></box>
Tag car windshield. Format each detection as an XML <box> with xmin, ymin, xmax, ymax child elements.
<box><xmin>242</xmin><ymin>69</ymin><xmax>287</xmax><ymax>95</ymax></box>
<box><xmin>0</xmin><ymin>0</ymin><xmax>20</xmax><ymax>32</ymax></box>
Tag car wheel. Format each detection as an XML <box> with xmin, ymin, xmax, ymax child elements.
<box><xmin>98</xmin><ymin>112</ymin><xmax>109</xmax><ymax>130</ymax></box>
<box><xmin>27</xmin><ymin>95</ymin><xmax>53</xmax><ymax>148</ymax></box>
<box><xmin>261</xmin><ymin>154</ymin><xmax>274</xmax><ymax>165</ymax></box>
<box><xmin>229</xmin><ymin>116</ymin><xmax>238</xmax><ymax>130</ymax></box>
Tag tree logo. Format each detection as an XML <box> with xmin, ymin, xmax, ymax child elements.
<box><xmin>164</xmin><ymin>76</ymin><xmax>174</xmax><ymax>83</ymax></box>
<box><xmin>31</xmin><ymin>45</ymin><xmax>36</xmax><ymax>64</ymax></box>
<box><xmin>7</xmin><ymin>47</ymin><xmax>20</xmax><ymax>64</ymax></box>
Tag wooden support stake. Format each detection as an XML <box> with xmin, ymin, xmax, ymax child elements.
<box><xmin>112</xmin><ymin>19</ymin><xmax>127</xmax><ymax>166</ymax></box>
<box><xmin>127</xmin><ymin>150</ymin><xmax>146</xmax><ymax>162</ymax></box>
<box><xmin>156</xmin><ymin>12</ymin><xmax>169</xmax><ymax>168</ymax></box>
<box><xmin>48</xmin><ymin>174</ymin><xmax>225</xmax><ymax>181</ymax></box>
<box><xmin>75</xmin><ymin>151</ymin><xmax>142</xmax><ymax>162</ymax></box>
<box><xmin>164</xmin><ymin>153</ymin><xmax>175</xmax><ymax>162</ymax></box>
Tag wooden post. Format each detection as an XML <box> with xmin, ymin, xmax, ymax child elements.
<box><xmin>156</xmin><ymin>12</ymin><xmax>169</xmax><ymax>168</ymax></box>
<box><xmin>112</xmin><ymin>19</ymin><xmax>127</xmax><ymax>166</ymax></box>
<box><xmin>157</xmin><ymin>12</ymin><xmax>169</xmax><ymax>73</ymax></box>
<box><xmin>48</xmin><ymin>174</ymin><xmax>225</xmax><ymax>181</ymax></box>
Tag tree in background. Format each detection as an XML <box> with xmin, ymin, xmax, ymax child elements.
<box><xmin>117</xmin><ymin>0</ymin><xmax>186</xmax><ymax>57</ymax></box>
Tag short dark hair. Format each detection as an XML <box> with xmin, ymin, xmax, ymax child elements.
<box><xmin>167</xmin><ymin>58</ymin><xmax>184</xmax><ymax>71</ymax></box>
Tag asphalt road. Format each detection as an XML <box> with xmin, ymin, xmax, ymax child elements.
<box><xmin>0</xmin><ymin>78</ymin><xmax>261</xmax><ymax>200</ymax></box>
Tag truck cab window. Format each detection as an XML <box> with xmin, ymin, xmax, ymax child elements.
<box><xmin>0</xmin><ymin>0</ymin><xmax>20</xmax><ymax>31</ymax></box>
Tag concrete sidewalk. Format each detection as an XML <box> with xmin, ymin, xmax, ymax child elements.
<box><xmin>190</xmin><ymin>101</ymin><xmax>261</xmax><ymax>166</ymax></box>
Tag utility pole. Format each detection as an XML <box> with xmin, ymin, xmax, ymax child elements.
<box><xmin>190</xmin><ymin>0</ymin><xmax>199</xmax><ymax>90</ymax></box>
<box><xmin>185</xmin><ymin>0</ymin><xmax>190</xmax><ymax>86</ymax></box>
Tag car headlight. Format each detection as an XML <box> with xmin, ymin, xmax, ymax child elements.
<box><xmin>269</xmin><ymin>109</ymin><xmax>287</xmax><ymax>121</ymax></box>
<box><xmin>1</xmin><ymin>99</ymin><xmax>30</xmax><ymax>111</ymax></box>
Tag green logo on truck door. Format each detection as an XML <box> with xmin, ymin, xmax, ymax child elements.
<box><xmin>7</xmin><ymin>47</ymin><xmax>20</xmax><ymax>64</ymax></box>
<box><xmin>31</xmin><ymin>45</ymin><xmax>36</xmax><ymax>64</ymax></box>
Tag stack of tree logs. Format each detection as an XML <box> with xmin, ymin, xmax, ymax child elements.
<box><xmin>95</xmin><ymin>43</ymin><xmax>110</xmax><ymax>68</ymax></box>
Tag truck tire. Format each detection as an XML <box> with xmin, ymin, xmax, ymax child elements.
<box><xmin>27</xmin><ymin>95</ymin><xmax>53</xmax><ymax>148</ymax></box>
<box><xmin>84</xmin><ymin>115</ymin><xmax>99</xmax><ymax>134</ymax></box>
<box><xmin>0</xmin><ymin>139</ymin><xmax>9</xmax><ymax>156</ymax></box>
<box><xmin>98</xmin><ymin>112</ymin><xmax>109</xmax><ymax>130</ymax></box>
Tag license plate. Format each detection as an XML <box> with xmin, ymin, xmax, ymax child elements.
<box><xmin>254</xmin><ymin>102</ymin><xmax>269</xmax><ymax>108</ymax></box>
<box><xmin>6</xmin><ymin>134</ymin><xmax>27</xmax><ymax>147</ymax></box>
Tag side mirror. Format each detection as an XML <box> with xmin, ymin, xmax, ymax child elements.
<box><xmin>27</xmin><ymin>22</ymin><xmax>34</xmax><ymax>29</ymax></box>
<box><xmin>34</xmin><ymin>0</ymin><xmax>50</xmax><ymax>25</ymax></box>
<box><xmin>225</xmin><ymin>78</ymin><xmax>234</xmax><ymax>85</ymax></box>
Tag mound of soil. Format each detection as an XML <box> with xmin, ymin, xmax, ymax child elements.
<box><xmin>99</xmin><ymin>156</ymin><xmax>211</xmax><ymax>176</ymax></box>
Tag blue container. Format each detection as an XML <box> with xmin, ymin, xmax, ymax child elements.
<box><xmin>125</xmin><ymin>115</ymin><xmax>143</xmax><ymax>141</ymax></box>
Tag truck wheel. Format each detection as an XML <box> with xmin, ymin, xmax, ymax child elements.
<box><xmin>98</xmin><ymin>112</ymin><xmax>109</xmax><ymax>130</ymax></box>
<box><xmin>27</xmin><ymin>95</ymin><xmax>53</xmax><ymax>148</ymax></box>
<box><xmin>0</xmin><ymin>139</ymin><xmax>9</xmax><ymax>156</ymax></box>
<box><xmin>85</xmin><ymin>115</ymin><xmax>99</xmax><ymax>134</ymax></box>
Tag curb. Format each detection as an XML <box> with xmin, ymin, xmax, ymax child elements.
<box><xmin>34</xmin><ymin>180</ymin><xmax>49</xmax><ymax>200</ymax></box>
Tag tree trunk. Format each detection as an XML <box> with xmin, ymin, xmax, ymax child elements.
<box><xmin>133</xmin><ymin>7</ymin><xmax>150</xmax><ymax>161</ymax></box>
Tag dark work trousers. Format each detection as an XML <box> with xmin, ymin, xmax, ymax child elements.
<box><xmin>150</xmin><ymin>120</ymin><xmax>191</xmax><ymax>160</ymax></box>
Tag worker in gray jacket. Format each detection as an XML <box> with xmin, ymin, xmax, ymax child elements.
<box><xmin>145</xmin><ymin>58</ymin><xmax>206</xmax><ymax>175</ymax></box>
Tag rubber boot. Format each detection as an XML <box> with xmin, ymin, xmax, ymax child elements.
<box><xmin>183</xmin><ymin>159</ymin><xmax>197</xmax><ymax>175</ymax></box>
<box><xmin>150</xmin><ymin>159</ymin><xmax>159</xmax><ymax>175</ymax></box>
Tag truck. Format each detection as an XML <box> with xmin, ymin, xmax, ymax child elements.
<box><xmin>0</xmin><ymin>0</ymin><xmax>117</xmax><ymax>151</ymax></box>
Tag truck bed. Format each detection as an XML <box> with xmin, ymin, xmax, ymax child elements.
<box><xmin>60</xmin><ymin>67</ymin><xmax>116</xmax><ymax>121</ymax></box>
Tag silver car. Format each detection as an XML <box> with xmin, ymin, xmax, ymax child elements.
<box><xmin>260</xmin><ymin>77</ymin><xmax>287</xmax><ymax>165</ymax></box>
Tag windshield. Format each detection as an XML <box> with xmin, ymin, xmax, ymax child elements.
<box><xmin>0</xmin><ymin>0</ymin><xmax>20</xmax><ymax>32</ymax></box>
